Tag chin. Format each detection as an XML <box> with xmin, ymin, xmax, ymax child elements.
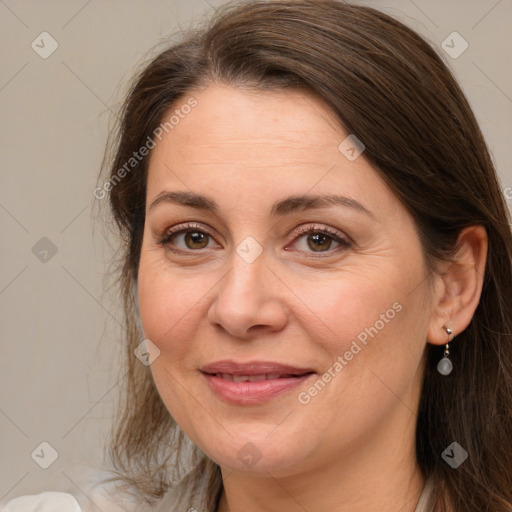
<box><xmin>196</xmin><ymin>431</ymin><xmax>316</xmax><ymax>477</ymax></box>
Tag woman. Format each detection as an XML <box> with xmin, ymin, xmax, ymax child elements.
<box><xmin>5</xmin><ymin>0</ymin><xmax>511</xmax><ymax>511</ymax></box>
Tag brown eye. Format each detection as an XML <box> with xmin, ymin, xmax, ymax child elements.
<box><xmin>182</xmin><ymin>230</ymin><xmax>210</xmax><ymax>249</ymax></box>
<box><xmin>160</xmin><ymin>224</ymin><xmax>218</xmax><ymax>252</ymax></box>
<box><xmin>290</xmin><ymin>225</ymin><xmax>351</xmax><ymax>256</ymax></box>
<box><xmin>306</xmin><ymin>232</ymin><xmax>334</xmax><ymax>252</ymax></box>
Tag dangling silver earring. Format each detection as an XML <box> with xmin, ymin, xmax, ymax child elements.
<box><xmin>437</xmin><ymin>324</ymin><xmax>454</xmax><ymax>375</ymax></box>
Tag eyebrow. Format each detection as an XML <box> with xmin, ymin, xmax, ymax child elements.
<box><xmin>148</xmin><ymin>190</ymin><xmax>372</xmax><ymax>217</ymax></box>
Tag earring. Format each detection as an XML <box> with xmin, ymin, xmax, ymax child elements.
<box><xmin>437</xmin><ymin>324</ymin><xmax>454</xmax><ymax>375</ymax></box>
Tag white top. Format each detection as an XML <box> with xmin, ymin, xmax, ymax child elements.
<box><xmin>1</xmin><ymin>474</ymin><xmax>435</xmax><ymax>512</ymax></box>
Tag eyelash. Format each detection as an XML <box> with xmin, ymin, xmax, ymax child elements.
<box><xmin>158</xmin><ymin>222</ymin><xmax>352</xmax><ymax>257</ymax></box>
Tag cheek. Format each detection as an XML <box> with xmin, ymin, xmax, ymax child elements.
<box><xmin>137</xmin><ymin>259</ymin><xmax>208</xmax><ymax>437</ymax></box>
<box><xmin>290</xmin><ymin>259</ymin><xmax>430</xmax><ymax>409</ymax></box>
<box><xmin>289</xmin><ymin>265</ymin><xmax>415</xmax><ymax>359</ymax></box>
<box><xmin>137</xmin><ymin>235</ymin><xmax>195</xmax><ymax>333</ymax></box>
<box><xmin>138</xmin><ymin>267</ymin><xmax>203</xmax><ymax>351</ymax></box>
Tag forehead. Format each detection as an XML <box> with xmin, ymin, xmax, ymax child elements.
<box><xmin>151</xmin><ymin>83</ymin><xmax>337</xmax><ymax>154</ymax></box>
<box><xmin>145</xmin><ymin>83</ymin><xmax>395</xmax><ymax>216</ymax></box>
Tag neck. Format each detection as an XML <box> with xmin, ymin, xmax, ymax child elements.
<box><xmin>215</xmin><ymin>407</ymin><xmax>425</xmax><ymax>512</ymax></box>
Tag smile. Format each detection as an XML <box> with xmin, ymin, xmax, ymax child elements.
<box><xmin>201</xmin><ymin>372</ymin><xmax>315</xmax><ymax>405</ymax></box>
<box><xmin>211</xmin><ymin>373</ymin><xmax>300</xmax><ymax>382</ymax></box>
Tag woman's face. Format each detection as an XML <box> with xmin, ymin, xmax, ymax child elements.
<box><xmin>138</xmin><ymin>84</ymin><xmax>434</xmax><ymax>476</ymax></box>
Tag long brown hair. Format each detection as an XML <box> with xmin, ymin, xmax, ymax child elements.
<box><xmin>100</xmin><ymin>1</ymin><xmax>512</xmax><ymax>510</ymax></box>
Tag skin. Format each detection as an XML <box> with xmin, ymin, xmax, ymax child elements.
<box><xmin>137</xmin><ymin>84</ymin><xmax>487</xmax><ymax>512</ymax></box>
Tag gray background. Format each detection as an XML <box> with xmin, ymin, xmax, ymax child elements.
<box><xmin>1</xmin><ymin>0</ymin><xmax>511</xmax><ymax>505</ymax></box>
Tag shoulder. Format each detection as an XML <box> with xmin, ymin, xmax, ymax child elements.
<box><xmin>1</xmin><ymin>463</ymin><xmax>220</xmax><ymax>512</ymax></box>
<box><xmin>1</xmin><ymin>486</ymin><xmax>153</xmax><ymax>512</ymax></box>
<box><xmin>1</xmin><ymin>492</ymin><xmax>82</xmax><ymax>512</ymax></box>
<box><xmin>0</xmin><ymin>472</ymin><xmax>150</xmax><ymax>512</ymax></box>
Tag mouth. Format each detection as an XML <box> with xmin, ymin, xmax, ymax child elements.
<box><xmin>199</xmin><ymin>360</ymin><xmax>316</xmax><ymax>405</ymax></box>
<box><xmin>200</xmin><ymin>359</ymin><xmax>315</xmax><ymax>377</ymax></box>
<box><xmin>203</xmin><ymin>372</ymin><xmax>313</xmax><ymax>382</ymax></box>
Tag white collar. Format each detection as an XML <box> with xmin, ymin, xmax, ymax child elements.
<box><xmin>413</xmin><ymin>476</ymin><xmax>435</xmax><ymax>512</ymax></box>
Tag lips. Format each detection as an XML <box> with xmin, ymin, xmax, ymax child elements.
<box><xmin>200</xmin><ymin>360</ymin><xmax>316</xmax><ymax>405</ymax></box>
<box><xmin>200</xmin><ymin>360</ymin><xmax>314</xmax><ymax>377</ymax></box>
<box><xmin>212</xmin><ymin>373</ymin><xmax>298</xmax><ymax>382</ymax></box>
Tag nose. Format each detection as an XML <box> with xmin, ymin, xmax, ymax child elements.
<box><xmin>207</xmin><ymin>252</ymin><xmax>289</xmax><ymax>340</ymax></box>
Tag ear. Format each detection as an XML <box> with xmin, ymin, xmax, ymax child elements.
<box><xmin>427</xmin><ymin>225</ymin><xmax>488</xmax><ymax>346</ymax></box>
